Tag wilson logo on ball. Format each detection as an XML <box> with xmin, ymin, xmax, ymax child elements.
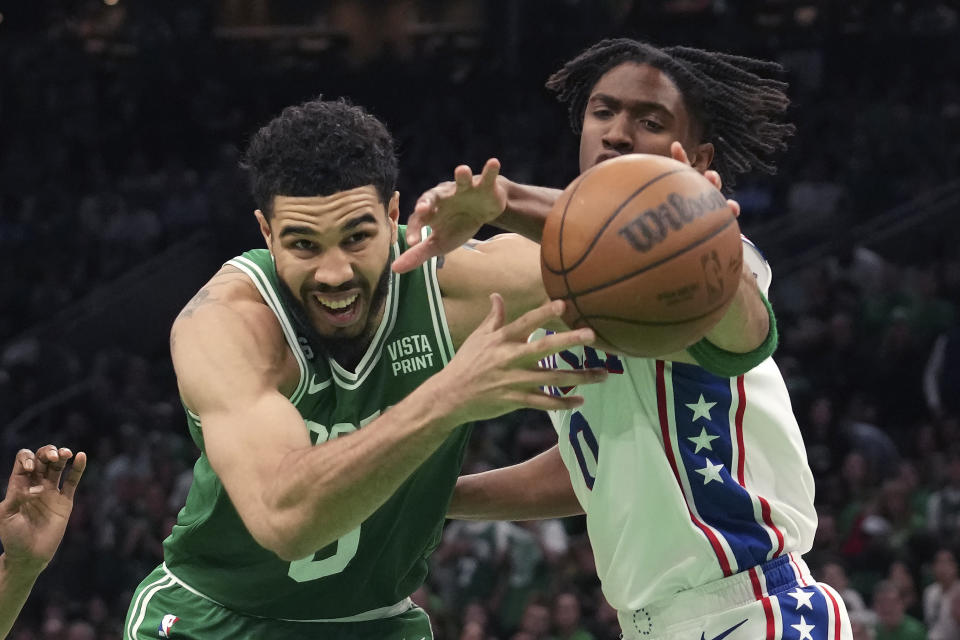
<box><xmin>616</xmin><ymin>189</ymin><xmax>728</xmax><ymax>253</ymax></box>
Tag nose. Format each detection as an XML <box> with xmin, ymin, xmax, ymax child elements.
<box><xmin>601</xmin><ymin>114</ymin><xmax>634</xmax><ymax>153</ymax></box>
<box><xmin>312</xmin><ymin>248</ymin><xmax>355</xmax><ymax>288</ymax></box>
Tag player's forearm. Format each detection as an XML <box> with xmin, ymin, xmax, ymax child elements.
<box><xmin>0</xmin><ymin>554</ymin><xmax>44</xmax><ymax>638</ymax></box>
<box><xmin>264</xmin><ymin>383</ymin><xmax>463</xmax><ymax>560</ymax></box>
<box><xmin>448</xmin><ymin>445</ymin><xmax>583</xmax><ymax>521</ymax></box>
<box><xmin>702</xmin><ymin>268</ymin><xmax>770</xmax><ymax>353</ymax></box>
<box><xmin>492</xmin><ymin>178</ymin><xmax>561</xmax><ymax>242</ymax></box>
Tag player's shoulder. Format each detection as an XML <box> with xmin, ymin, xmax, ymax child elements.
<box><xmin>741</xmin><ymin>235</ymin><xmax>772</xmax><ymax>295</ymax></box>
<box><xmin>173</xmin><ymin>265</ymin><xmax>283</xmax><ymax>347</ymax></box>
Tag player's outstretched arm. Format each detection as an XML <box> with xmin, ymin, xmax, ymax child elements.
<box><xmin>0</xmin><ymin>445</ymin><xmax>86</xmax><ymax>638</ymax></box>
<box><xmin>177</xmin><ymin>279</ymin><xmax>605</xmax><ymax>561</ymax></box>
<box><xmin>396</xmin><ymin>149</ymin><xmax>732</xmax><ymax>273</ymax></box>
<box><xmin>394</xmin><ymin>159</ymin><xmax>563</xmax><ymax>274</ymax></box>
<box><xmin>448</xmin><ymin>445</ymin><xmax>583</xmax><ymax>521</ymax></box>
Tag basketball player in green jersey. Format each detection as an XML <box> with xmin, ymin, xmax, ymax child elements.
<box><xmin>123</xmin><ymin>98</ymin><xmax>605</xmax><ymax>639</ymax></box>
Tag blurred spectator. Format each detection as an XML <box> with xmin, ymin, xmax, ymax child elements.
<box><xmin>820</xmin><ymin>560</ymin><xmax>868</xmax><ymax>615</ymax></box>
<box><xmin>927</xmin><ymin>450</ymin><xmax>960</xmax><ymax>540</ymax></box>
<box><xmin>923</xmin><ymin>548</ymin><xmax>960</xmax><ymax>640</ymax></box>
<box><xmin>872</xmin><ymin>580</ymin><xmax>926</xmax><ymax>640</ymax></box>
<box><xmin>551</xmin><ymin>591</ymin><xmax>595</xmax><ymax>640</ymax></box>
<box><xmin>924</xmin><ymin>324</ymin><xmax>960</xmax><ymax>418</ymax></box>
<box><xmin>515</xmin><ymin>599</ymin><xmax>551</xmax><ymax>640</ymax></box>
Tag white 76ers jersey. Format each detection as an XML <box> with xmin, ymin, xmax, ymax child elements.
<box><xmin>534</xmin><ymin>238</ymin><xmax>817</xmax><ymax>613</ymax></box>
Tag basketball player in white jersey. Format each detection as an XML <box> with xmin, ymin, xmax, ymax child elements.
<box><xmin>395</xmin><ymin>39</ymin><xmax>852</xmax><ymax>640</ymax></box>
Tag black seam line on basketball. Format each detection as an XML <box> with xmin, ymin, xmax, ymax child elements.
<box><xmin>558</xmin><ymin>174</ymin><xmax>587</xmax><ymax>326</ymax></box>
<box><xmin>562</xmin><ymin>215</ymin><xmax>736</xmax><ymax>299</ymax></box>
<box><xmin>545</xmin><ymin>166</ymin><xmax>694</xmax><ymax>276</ymax></box>
<box><xmin>580</xmin><ymin>298</ymin><xmax>733</xmax><ymax>326</ymax></box>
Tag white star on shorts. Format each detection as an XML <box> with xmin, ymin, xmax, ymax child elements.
<box><xmin>788</xmin><ymin>588</ymin><xmax>815</xmax><ymax>610</ymax></box>
<box><xmin>791</xmin><ymin>615</ymin><xmax>815</xmax><ymax>640</ymax></box>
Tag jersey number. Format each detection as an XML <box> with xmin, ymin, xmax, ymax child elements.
<box><xmin>287</xmin><ymin>418</ymin><xmax>370</xmax><ymax>582</ymax></box>
<box><xmin>569</xmin><ymin>412</ymin><xmax>599</xmax><ymax>490</ymax></box>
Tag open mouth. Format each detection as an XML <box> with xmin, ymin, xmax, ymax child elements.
<box><xmin>313</xmin><ymin>292</ymin><xmax>362</xmax><ymax>327</ymax></box>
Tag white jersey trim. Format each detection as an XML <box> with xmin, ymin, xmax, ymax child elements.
<box><xmin>161</xmin><ymin>563</ymin><xmax>414</xmax><ymax>623</ymax></box>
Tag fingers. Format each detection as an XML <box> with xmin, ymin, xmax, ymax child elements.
<box><xmin>727</xmin><ymin>198</ymin><xmax>741</xmax><ymax>219</ymax></box>
<box><xmin>406</xmin><ymin>206</ymin><xmax>432</xmax><ymax>246</ymax></box>
<box><xmin>499</xmin><ymin>298</ymin><xmax>569</xmax><ymax>341</ymax></box>
<box><xmin>13</xmin><ymin>449</ymin><xmax>35</xmax><ymax>476</ymax></box>
<box><xmin>61</xmin><ymin>451</ymin><xmax>87</xmax><ymax>501</ymax></box>
<box><xmin>508</xmin><ymin>390</ymin><xmax>587</xmax><ymax>412</ymax></box>
<box><xmin>479</xmin><ymin>158</ymin><xmax>501</xmax><ymax>188</ymax></box>
<box><xmin>481</xmin><ymin>293</ymin><xmax>506</xmax><ymax>332</ymax></box>
<box><xmin>521</xmin><ymin>326</ymin><xmax>597</xmax><ymax>363</ymax></box>
<box><xmin>454</xmin><ymin>165</ymin><xmax>473</xmax><ymax>189</ymax></box>
<box><xmin>41</xmin><ymin>447</ymin><xmax>73</xmax><ymax>490</ymax></box>
<box><xmin>670</xmin><ymin>141</ymin><xmax>690</xmax><ymax>166</ymax></box>
<box><xmin>704</xmin><ymin>170</ymin><xmax>723</xmax><ymax>191</ymax></box>
<box><xmin>31</xmin><ymin>444</ymin><xmax>58</xmax><ymax>478</ymax></box>
<box><xmin>392</xmin><ymin>239</ymin><xmax>436</xmax><ymax>274</ymax></box>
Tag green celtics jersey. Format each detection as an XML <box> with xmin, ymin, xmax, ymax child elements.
<box><xmin>162</xmin><ymin>231</ymin><xmax>471</xmax><ymax>620</ymax></box>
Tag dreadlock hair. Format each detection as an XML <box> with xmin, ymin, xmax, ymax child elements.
<box><xmin>545</xmin><ymin>38</ymin><xmax>795</xmax><ymax>191</ymax></box>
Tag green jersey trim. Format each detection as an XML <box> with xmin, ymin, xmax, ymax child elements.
<box><xmin>421</xmin><ymin>230</ymin><xmax>455</xmax><ymax>365</ymax></box>
<box><xmin>227</xmin><ymin>255</ymin><xmax>313</xmax><ymax>405</ymax></box>
<box><xmin>160</xmin><ymin>563</ymin><xmax>414</xmax><ymax>623</ymax></box>
<box><xmin>328</xmin><ymin>241</ymin><xmax>402</xmax><ymax>390</ymax></box>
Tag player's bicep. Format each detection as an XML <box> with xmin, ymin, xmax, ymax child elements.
<box><xmin>170</xmin><ymin>302</ymin><xmax>309</xmax><ymax>530</ymax></box>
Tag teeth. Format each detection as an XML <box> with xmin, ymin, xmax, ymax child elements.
<box><xmin>316</xmin><ymin>293</ymin><xmax>358</xmax><ymax>310</ymax></box>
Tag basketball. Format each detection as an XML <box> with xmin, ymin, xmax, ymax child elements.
<box><xmin>541</xmin><ymin>154</ymin><xmax>743</xmax><ymax>357</ymax></box>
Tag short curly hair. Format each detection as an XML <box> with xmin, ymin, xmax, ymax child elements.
<box><xmin>242</xmin><ymin>97</ymin><xmax>398</xmax><ymax>218</ymax></box>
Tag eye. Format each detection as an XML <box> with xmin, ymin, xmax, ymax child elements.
<box><xmin>591</xmin><ymin>108</ymin><xmax>614</xmax><ymax>119</ymax></box>
<box><xmin>291</xmin><ymin>239</ymin><xmax>316</xmax><ymax>251</ymax></box>
<box><xmin>343</xmin><ymin>231</ymin><xmax>371</xmax><ymax>247</ymax></box>
<box><xmin>641</xmin><ymin>119</ymin><xmax>664</xmax><ymax>132</ymax></box>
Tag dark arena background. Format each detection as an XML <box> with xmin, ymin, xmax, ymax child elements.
<box><xmin>2</xmin><ymin>1</ymin><xmax>960</xmax><ymax>638</ymax></box>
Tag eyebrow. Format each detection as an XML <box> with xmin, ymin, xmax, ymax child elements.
<box><xmin>278</xmin><ymin>213</ymin><xmax>379</xmax><ymax>239</ymax></box>
<box><xmin>342</xmin><ymin>213</ymin><xmax>378</xmax><ymax>231</ymax></box>
<box><xmin>589</xmin><ymin>94</ymin><xmax>675</xmax><ymax>119</ymax></box>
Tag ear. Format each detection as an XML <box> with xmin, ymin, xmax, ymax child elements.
<box><xmin>254</xmin><ymin>209</ymin><xmax>272</xmax><ymax>250</ymax></box>
<box><xmin>387</xmin><ymin>191</ymin><xmax>400</xmax><ymax>243</ymax></box>
<box><xmin>690</xmin><ymin>142</ymin><xmax>715</xmax><ymax>174</ymax></box>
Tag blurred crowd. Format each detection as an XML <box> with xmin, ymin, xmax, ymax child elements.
<box><xmin>2</xmin><ymin>1</ymin><xmax>959</xmax><ymax>639</ymax></box>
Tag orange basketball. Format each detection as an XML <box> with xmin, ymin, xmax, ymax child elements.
<box><xmin>541</xmin><ymin>154</ymin><xmax>743</xmax><ymax>357</ymax></box>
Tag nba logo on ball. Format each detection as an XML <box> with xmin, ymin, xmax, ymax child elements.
<box><xmin>158</xmin><ymin>614</ymin><xmax>179</xmax><ymax>637</ymax></box>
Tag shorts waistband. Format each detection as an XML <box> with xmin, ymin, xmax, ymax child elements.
<box><xmin>162</xmin><ymin>563</ymin><xmax>414</xmax><ymax>623</ymax></box>
<box><xmin>618</xmin><ymin>552</ymin><xmax>813</xmax><ymax>637</ymax></box>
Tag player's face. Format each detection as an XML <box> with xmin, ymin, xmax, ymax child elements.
<box><xmin>579</xmin><ymin>62</ymin><xmax>711</xmax><ymax>174</ymax></box>
<box><xmin>257</xmin><ymin>186</ymin><xmax>399</xmax><ymax>342</ymax></box>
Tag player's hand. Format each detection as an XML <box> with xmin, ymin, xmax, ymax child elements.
<box><xmin>393</xmin><ymin>159</ymin><xmax>508</xmax><ymax>274</ymax></box>
<box><xmin>670</xmin><ymin>141</ymin><xmax>741</xmax><ymax>218</ymax></box>
<box><xmin>432</xmin><ymin>295</ymin><xmax>607</xmax><ymax>424</ymax></box>
<box><xmin>0</xmin><ymin>445</ymin><xmax>86</xmax><ymax>573</ymax></box>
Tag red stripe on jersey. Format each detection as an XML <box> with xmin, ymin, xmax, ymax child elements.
<box><xmin>748</xmin><ymin>568</ymin><xmax>776</xmax><ymax>640</ymax></box>
<box><xmin>736</xmin><ymin>374</ymin><xmax>786</xmax><ymax>558</ymax></box>
<box><xmin>759</xmin><ymin>497</ymin><xmax>785</xmax><ymax>558</ymax></box>
<box><xmin>735</xmin><ymin>375</ymin><xmax>747</xmax><ymax>484</ymax></box>
<box><xmin>789</xmin><ymin>553</ymin><xmax>808</xmax><ymax>586</ymax></box>
<box><xmin>821</xmin><ymin>584</ymin><xmax>843</xmax><ymax>640</ymax></box>
<box><xmin>656</xmin><ymin>360</ymin><xmax>733</xmax><ymax>577</ymax></box>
